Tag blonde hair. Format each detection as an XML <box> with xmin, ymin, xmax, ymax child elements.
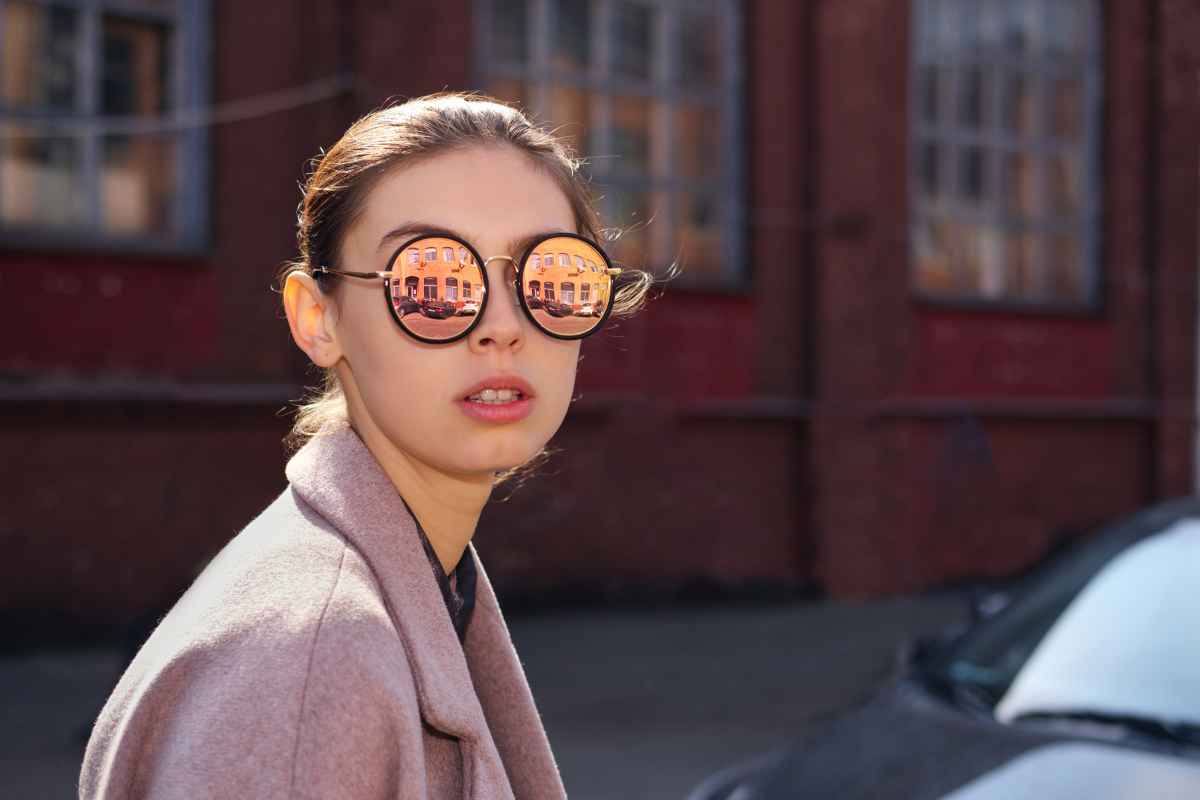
<box><xmin>273</xmin><ymin>91</ymin><xmax>658</xmax><ymax>486</ymax></box>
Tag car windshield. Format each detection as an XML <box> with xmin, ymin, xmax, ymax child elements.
<box><xmin>995</xmin><ymin>518</ymin><xmax>1200</xmax><ymax>729</ymax></box>
<box><xmin>932</xmin><ymin>500</ymin><xmax>1200</xmax><ymax>708</ymax></box>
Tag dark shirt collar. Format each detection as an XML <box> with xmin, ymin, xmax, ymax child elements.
<box><xmin>398</xmin><ymin>495</ymin><xmax>477</xmax><ymax>643</ymax></box>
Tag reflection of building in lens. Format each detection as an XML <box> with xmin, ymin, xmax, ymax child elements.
<box><xmin>525</xmin><ymin>238</ymin><xmax>611</xmax><ymax>317</ymax></box>
<box><xmin>393</xmin><ymin>238</ymin><xmax>483</xmax><ymax>313</ymax></box>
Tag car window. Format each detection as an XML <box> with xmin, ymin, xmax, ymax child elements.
<box><xmin>935</xmin><ymin>504</ymin><xmax>1200</xmax><ymax>701</ymax></box>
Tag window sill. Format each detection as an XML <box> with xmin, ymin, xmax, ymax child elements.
<box><xmin>0</xmin><ymin>228</ymin><xmax>213</xmax><ymax>264</ymax></box>
<box><xmin>912</xmin><ymin>290</ymin><xmax>1107</xmax><ymax>319</ymax></box>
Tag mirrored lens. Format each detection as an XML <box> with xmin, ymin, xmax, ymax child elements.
<box><xmin>521</xmin><ymin>236</ymin><xmax>612</xmax><ymax>338</ymax></box>
<box><xmin>386</xmin><ymin>237</ymin><xmax>486</xmax><ymax>342</ymax></box>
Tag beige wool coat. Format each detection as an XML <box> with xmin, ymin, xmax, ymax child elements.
<box><xmin>79</xmin><ymin>424</ymin><xmax>568</xmax><ymax>799</ymax></box>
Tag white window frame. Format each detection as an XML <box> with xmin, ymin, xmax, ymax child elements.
<box><xmin>0</xmin><ymin>0</ymin><xmax>210</xmax><ymax>254</ymax></box>
<box><xmin>908</xmin><ymin>0</ymin><xmax>1102</xmax><ymax>309</ymax></box>
<box><xmin>474</xmin><ymin>0</ymin><xmax>745</xmax><ymax>288</ymax></box>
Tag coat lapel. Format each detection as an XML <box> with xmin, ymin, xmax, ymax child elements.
<box><xmin>464</xmin><ymin>554</ymin><xmax>568</xmax><ymax>798</ymax></box>
<box><xmin>284</xmin><ymin>424</ymin><xmax>517</xmax><ymax>799</ymax></box>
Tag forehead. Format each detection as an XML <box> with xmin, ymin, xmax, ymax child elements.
<box><xmin>347</xmin><ymin>145</ymin><xmax>577</xmax><ymax>261</ymax></box>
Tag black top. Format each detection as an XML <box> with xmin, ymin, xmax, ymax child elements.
<box><xmin>399</xmin><ymin>496</ymin><xmax>476</xmax><ymax>643</ymax></box>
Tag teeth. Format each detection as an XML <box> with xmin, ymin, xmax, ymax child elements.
<box><xmin>467</xmin><ymin>388</ymin><xmax>523</xmax><ymax>404</ymax></box>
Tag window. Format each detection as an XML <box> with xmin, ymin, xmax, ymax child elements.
<box><xmin>407</xmin><ymin>248</ymin><xmax>421</xmax><ymax>265</ymax></box>
<box><xmin>445</xmin><ymin>276</ymin><xmax>459</xmax><ymax>300</ymax></box>
<box><xmin>423</xmin><ymin>276</ymin><xmax>438</xmax><ymax>300</ymax></box>
<box><xmin>558</xmin><ymin>252</ymin><xmax>569</xmax><ymax>267</ymax></box>
<box><xmin>561</xmin><ymin>281</ymin><xmax>574</xmax><ymax>303</ymax></box>
<box><xmin>910</xmin><ymin>0</ymin><xmax>1101</xmax><ymax>307</ymax></box>
<box><xmin>544</xmin><ymin>281</ymin><xmax>555</xmax><ymax>300</ymax></box>
<box><xmin>531</xmin><ymin>253</ymin><xmax>542</xmax><ymax>270</ymax></box>
<box><xmin>475</xmin><ymin>0</ymin><xmax>744</xmax><ymax>287</ymax></box>
<box><xmin>463</xmin><ymin>280</ymin><xmax>472</xmax><ymax>298</ymax></box>
<box><xmin>442</xmin><ymin>246</ymin><xmax>454</xmax><ymax>262</ymax></box>
<box><xmin>458</xmin><ymin>246</ymin><xmax>468</xmax><ymax>263</ymax></box>
<box><xmin>424</xmin><ymin>246</ymin><xmax>438</xmax><ymax>263</ymax></box>
<box><xmin>0</xmin><ymin>0</ymin><xmax>209</xmax><ymax>251</ymax></box>
<box><xmin>580</xmin><ymin>281</ymin><xmax>590</xmax><ymax>301</ymax></box>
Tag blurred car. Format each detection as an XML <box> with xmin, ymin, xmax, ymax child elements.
<box><xmin>686</xmin><ymin>497</ymin><xmax>1200</xmax><ymax>800</ymax></box>
<box><xmin>525</xmin><ymin>294</ymin><xmax>545</xmax><ymax>310</ymax></box>
<box><xmin>393</xmin><ymin>295</ymin><xmax>420</xmax><ymax>317</ymax></box>
<box><xmin>456</xmin><ymin>300</ymin><xmax>479</xmax><ymax>316</ymax></box>
<box><xmin>419</xmin><ymin>299</ymin><xmax>456</xmax><ymax>319</ymax></box>
<box><xmin>543</xmin><ymin>300</ymin><xmax>574</xmax><ymax>318</ymax></box>
<box><xmin>577</xmin><ymin>303</ymin><xmax>594</xmax><ymax>317</ymax></box>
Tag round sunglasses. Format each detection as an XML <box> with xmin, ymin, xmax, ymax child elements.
<box><xmin>314</xmin><ymin>231</ymin><xmax>622</xmax><ymax>344</ymax></box>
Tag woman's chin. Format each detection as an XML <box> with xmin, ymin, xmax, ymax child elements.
<box><xmin>446</xmin><ymin>444</ymin><xmax>545</xmax><ymax>480</ymax></box>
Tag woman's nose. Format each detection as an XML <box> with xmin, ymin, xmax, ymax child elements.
<box><xmin>468</xmin><ymin>259</ymin><xmax>526</xmax><ymax>351</ymax></box>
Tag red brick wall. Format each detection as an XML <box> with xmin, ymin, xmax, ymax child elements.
<box><xmin>2</xmin><ymin>0</ymin><xmax>1196</xmax><ymax>626</ymax></box>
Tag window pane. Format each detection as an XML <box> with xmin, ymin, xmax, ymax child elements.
<box><xmin>919</xmin><ymin>64</ymin><xmax>948</xmax><ymax>126</ymax></box>
<box><xmin>612</xmin><ymin>1</ymin><xmax>653</xmax><ymax>81</ymax></box>
<box><xmin>958</xmin><ymin>146</ymin><xmax>987</xmax><ymax>203</ymax></box>
<box><xmin>1</xmin><ymin>2</ymin><xmax>78</xmax><ymax>110</ymax></box>
<box><xmin>916</xmin><ymin>217</ymin><xmax>1006</xmax><ymax>298</ymax></box>
<box><xmin>1047</xmin><ymin>153</ymin><xmax>1081</xmax><ymax>217</ymax></box>
<box><xmin>551</xmin><ymin>0</ymin><xmax>590</xmax><ymax>72</ymax></box>
<box><xmin>1002</xmin><ymin>73</ymin><xmax>1035</xmax><ymax>137</ymax></box>
<box><xmin>1048</xmin><ymin>232</ymin><xmax>1085</xmax><ymax>302</ymax></box>
<box><xmin>492</xmin><ymin>0</ymin><xmax>529</xmax><ymax>65</ymax></box>
<box><xmin>101</xmin><ymin>134</ymin><xmax>177</xmax><ymax>236</ymax></box>
<box><xmin>0</xmin><ymin>126</ymin><xmax>87</xmax><ymax>227</ymax></box>
<box><xmin>677</xmin><ymin>191</ymin><xmax>723</xmax><ymax>280</ymax></box>
<box><xmin>547</xmin><ymin>83</ymin><xmax>591</xmax><ymax>156</ymax></box>
<box><xmin>114</xmin><ymin>0</ymin><xmax>180</xmax><ymax>14</ymax></box>
<box><xmin>102</xmin><ymin>15</ymin><xmax>170</xmax><ymax>115</ymax></box>
<box><xmin>918</xmin><ymin>140</ymin><xmax>942</xmax><ymax>199</ymax></box>
<box><xmin>680</xmin><ymin>9</ymin><xmax>721</xmax><ymax>88</ymax></box>
<box><xmin>1004</xmin><ymin>0</ymin><xmax>1043</xmax><ymax>55</ymax></box>
<box><xmin>487</xmin><ymin>76</ymin><xmax>528</xmax><ymax>111</ymax></box>
<box><xmin>1050</xmin><ymin>77</ymin><xmax>1083</xmax><ymax>142</ymax></box>
<box><xmin>978</xmin><ymin>0</ymin><xmax>1006</xmax><ymax>53</ymax></box>
<box><xmin>1006</xmin><ymin>229</ymin><xmax>1039</xmax><ymax>298</ymax></box>
<box><xmin>607</xmin><ymin>188</ymin><xmax>669</xmax><ymax>268</ymax></box>
<box><xmin>913</xmin><ymin>215</ymin><xmax>954</xmax><ymax>293</ymax></box>
<box><xmin>959</xmin><ymin>65</ymin><xmax>995</xmax><ymax>129</ymax></box>
<box><xmin>611</xmin><ymin>94</ymin><xmax>653</xmax><ymax>176</ymax></box>
<box><xmin>677</xmin><ymin>103</ymin><xmax>719</xmax><ymax>181</ymax></box>
<box><xmin>1046</xmin><ymin>0</ymin><xmax>1087</xmax><ymax>60</ymax></box>
<box><xmin>1004</xmin><ymin>152</ymin><xmax>1039</xmax><ymax>217</ymax></box>
<box><xmin>932</xmin><ymin>0</ymin><xmax>961</xmax><ymax>55</ymax></box>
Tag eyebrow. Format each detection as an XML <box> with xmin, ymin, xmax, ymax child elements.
<box><xmin>376</xmin><ymin>221</ymin><xmax>574</xmax><ymax>261</ymax></box>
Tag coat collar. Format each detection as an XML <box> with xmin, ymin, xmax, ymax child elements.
<box><xmin>284</xmin><ymin>423</ymin><xmax>565</xmax><ymax>799</ymax></box>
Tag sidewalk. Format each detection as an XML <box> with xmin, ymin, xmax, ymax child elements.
<box><xmin>1</xmin><ymin>592</ymin><xmax>967</xmax><ymax>799</ymax></box>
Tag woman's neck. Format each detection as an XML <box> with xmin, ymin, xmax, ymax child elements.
<box><xmin>347</xmin><ymin>415</ymin><xmax>491</xmax><ymax>575</ymax></box>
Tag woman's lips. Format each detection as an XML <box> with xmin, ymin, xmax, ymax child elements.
<box><xmin>456</xmin><ymin>395</ymin><xmax>534</xmax><ymax>424</ymax></box>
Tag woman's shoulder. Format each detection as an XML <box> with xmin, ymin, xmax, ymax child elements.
<box><xmin>158</xmin><ymin>486</ymin><xmax>395</xmax><ymax>650</ymax></box>
<box><xmin>80</xmin><ymin>487</ymin><xmax>419</xmax><ymax>799</ymax></box>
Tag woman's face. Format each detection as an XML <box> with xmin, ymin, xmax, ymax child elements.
<box><xmin>326</xmin><ymin>144</ymin><xmax>582</xmax><ymax>478</ymax></box>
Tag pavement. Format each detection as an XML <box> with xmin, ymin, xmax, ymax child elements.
<box><xmin>1</xmin><ymin>591</ymin><xmax>968</xmax><ymax>799</ymax></box>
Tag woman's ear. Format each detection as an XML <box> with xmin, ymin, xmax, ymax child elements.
<box><xmin>283</xmin><ymin>271</ymin><xmax>342</xmax><ymax>368</ymax></box>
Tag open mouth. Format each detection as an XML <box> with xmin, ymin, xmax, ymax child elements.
<box><xmin>464</xmin><ymin>388</ymin><xmax>525</xmax><ymax>405</ymax></box>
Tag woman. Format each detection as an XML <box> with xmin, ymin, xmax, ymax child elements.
<box><xmin>80</xmin><ymin>92</ymin><xmax>652</xmax><ymax>799</ymax></box>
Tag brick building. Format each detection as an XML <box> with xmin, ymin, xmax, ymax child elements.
<box><xmin>2</xmin><ymin>0</ymin><xmax>1198</xmax><ymax>631</ymax></box>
